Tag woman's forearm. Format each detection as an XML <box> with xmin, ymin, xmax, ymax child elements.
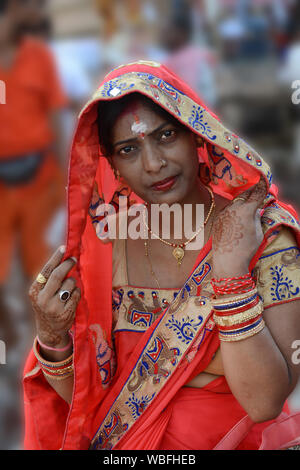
<box><xmin>220</xmin><ymin>325</ymin><xmax>291</xmax><ymax>422</ymax></box>
<box><xmin>39</xmin><ymin>336</ymin><xmax>74</xmax><ymax>405</ymax></box>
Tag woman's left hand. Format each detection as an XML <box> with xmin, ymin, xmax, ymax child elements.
<box><xmin>211</xmin><ymin>177</ymin><xmax>268</xmax><ymax>278</ymax></box>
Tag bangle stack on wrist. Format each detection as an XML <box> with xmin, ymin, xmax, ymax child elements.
<box><xmin>33</xmin><ymin>336</ymin><xmax>74</xmax><ymax>381</ymax></box>
<box><xmin>211</xmin><ymin>274</ymin><xmax>265</xmax><ymax>342</ymax></box>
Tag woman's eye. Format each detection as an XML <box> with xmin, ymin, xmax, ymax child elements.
<box><xmin>119</xmin><ymin>145</ymin><xmax>135</xmax><ymax>156</ymax></box>
<box><xmin>161</xmin><ymin>129</ymin><xmax>176</xmax><ymax>141</ymax></box>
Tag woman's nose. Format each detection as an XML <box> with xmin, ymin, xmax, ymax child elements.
<box><xmin>141</xmin><ymin>143</ymin><xmax>165</xmax><ymax>173</ymax></box>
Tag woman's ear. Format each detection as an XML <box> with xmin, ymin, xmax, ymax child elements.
<box><xmin>198</xmin><ymin>162</ymin><xmax>211</xmax><ymax>185</ymax></box>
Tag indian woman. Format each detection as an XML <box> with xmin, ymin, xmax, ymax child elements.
<box><xmin>23</xmin><ymin>61</ymin><xmax>300</xmax><ymax>450</ymax></box>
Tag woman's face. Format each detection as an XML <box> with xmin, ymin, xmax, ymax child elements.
<box><xmin>110</xmin><ymin>100</ymin><xmax>201</xmax><ymax>205</ymax></box>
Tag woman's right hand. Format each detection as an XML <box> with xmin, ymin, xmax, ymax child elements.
<box><xmin>29</xmin><ymin>246</ymin><xmax>81</xmax><ymax>348</ymax></box>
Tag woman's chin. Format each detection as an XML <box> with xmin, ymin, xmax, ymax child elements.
<box><xmin>145</xmin><ymin>190</ymin><xmax>185</xmax><ymax>206</ymax></box>
<box><xmin>143</xmin><ymin>177</ymin><xmax>190</xmax><ymax>205</ymax></box>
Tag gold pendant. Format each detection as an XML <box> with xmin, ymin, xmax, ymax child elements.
<box><xmin>172</xmin><ymin>246</ymin><xmax>185</xmax><ymax>266</ymax></box>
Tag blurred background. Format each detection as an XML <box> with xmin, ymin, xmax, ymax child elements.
<box><xmin>0</xmin><ymin>0</ymin><xmax>300</xmax><ymax>450</ymax></box>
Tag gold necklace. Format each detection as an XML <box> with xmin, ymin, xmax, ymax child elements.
<box><xmin>143</xmin><ymin>208</ymin><xmax>215</xmax><ymax>288</ymax></box>
<box><xmin>144</xmin><ymin>238</ymin><xmax>161</xmax><ymax>289</ymax></box>
<box><xmin>143</xmin><ymin>211</ymin><xmax>161</xmax><ymax>288</ymax></box>
<box><xmin>143</xmin><ymin>185</ymin><xmax>215</xmax><ymax>267</ymax></box>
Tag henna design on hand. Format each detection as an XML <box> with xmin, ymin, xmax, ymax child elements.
<box><xmin>29</xmin><ymin>283</ymin><xmax>63</xmax><ymax>346</ymax></box>
<box><xmin>30</xmin><ymin>287</ymin><xmax>80</xmax><ymax>346</ymax></box>
<box><xmin>28</xmin><ymin>248</ymin><xmax>80</xmax><ymax>347</ymax></box>
<box><xmin>247</xmin><ymin>177</ymin><xmax>268</xmax><ymax>206</ymax></box>
<box><xmin>235</xmin><ymin>176</ymin><xmax>268</xmax><ymax>208</ymax></box>
<box><xmin>212</xmin><ymin>209</ymin><xmax>244</xmax><ymax>254</ymax></box>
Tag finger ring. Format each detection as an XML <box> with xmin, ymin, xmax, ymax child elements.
<box><xmin>233</xmin><ymin>197</ymin><xmax>247</xmax><ymax>203</ymax></box>
<box><xmin>36</xmin><ymin>273</ymin><xmax>47</xmax><ymax>285</ymax></box>
<box><xmin>59</xmin><ymin>290</ymin><xmax>71</xmax><ymax>302</ymax></box>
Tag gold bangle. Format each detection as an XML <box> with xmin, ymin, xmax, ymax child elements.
<box><xmin>233</xmin><ymin>197</ymin><xmax>247</xmax><ymax>203</ymax></box>
<box><xmin>42</xmin><ymin>369</ymin><xmax>74</xmax><ymax>381</ymax></box>
<box><xmin>212</xmin><ymin>288</ymin><xmax>258</xmax><ymax>307</ymax></box>
<box><xmin>218</xmin><ymin>318</ymin><xmax>265</xmax><ymax>342</ymax></box>
<box><xmin>41</xmin><ymin>365</ymin><xmax>74</xmax><ymax>375</ymax></box>
<box><xmin>213</xmin><ymin>302</ymin><xmax>264</xmax><ymax>327</ymax></box>
<box><xmin>33</xmin><ymin>337</ymin><xmax>73</xmax><ymax>368</ymax></box>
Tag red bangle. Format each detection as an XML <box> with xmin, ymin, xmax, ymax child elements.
<box><xmin>212</xmin><ymin>281</ymin><xmax>255</xmax><ymax>295</ymax></box>
<box><xmin>37</xmin><ymin>332</ymin><xmax>73</xmax><ymax>352</ymax></box>
<box><xmin>211</xmin><ymin>273</ymin><xmax>256</xmax><ymax>296</ymax></box>
<box><xmin>211</xmin><ymin>273</ymin><xmax>252</xmax><ymax>283</ymax></box>
<box><xmin>213</xmin><ymin>280</ymin><xmax>254</xmax><ymax>290</ymax></box>
<box><xmin>213</xmin><ymin>283</ymin><xmax>256</xmax><ymax>295</ymax></box>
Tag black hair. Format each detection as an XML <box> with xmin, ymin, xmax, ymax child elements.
<box><xmin>97</xmin><ymin>92</ymin><xmax>187</xmax><ymax>157</ymax></box>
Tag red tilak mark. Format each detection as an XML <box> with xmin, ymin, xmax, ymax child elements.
<box><xmin>133</xmin><ymin>113</ymin><xmax>145</xmax><ymax>139</ymax></box>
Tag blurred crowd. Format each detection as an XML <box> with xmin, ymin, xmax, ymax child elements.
<box><xmin>0</xmin><ymin>0</ymin><xmax>300</xmax><ymax>450</ymax></box>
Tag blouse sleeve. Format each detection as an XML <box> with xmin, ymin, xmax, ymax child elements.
<box><xmin>254</xmin><ymin>226</ymin><xmax>300</xmax><ymax>310</ymax></box>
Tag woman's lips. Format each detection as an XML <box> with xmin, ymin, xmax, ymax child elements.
<box><xmin>151</xmin><ymin>175</ymin><xmax>178</xmax><ymax>191</ymax></box>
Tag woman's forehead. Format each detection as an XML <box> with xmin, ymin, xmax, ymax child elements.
<box><xmin>115</xmin><ymin>97</ymin><xmax>163</xmax><ymax>121</ymax></box>
<box><xmin>112</xmin><ymin>100</ymin><xmax>168</xmax><ymax>136</ymax></box>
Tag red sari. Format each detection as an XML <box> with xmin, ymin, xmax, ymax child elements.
<box><xmin>23</xmin><ymin>61</ymin><xmax>300</xmax><ymax>450</ymax></box>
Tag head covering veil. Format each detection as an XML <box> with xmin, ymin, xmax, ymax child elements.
<box><xmin>23</xmin><ymin>61</ymin><xmax>300</xmax><ymax>450</ymax></box>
